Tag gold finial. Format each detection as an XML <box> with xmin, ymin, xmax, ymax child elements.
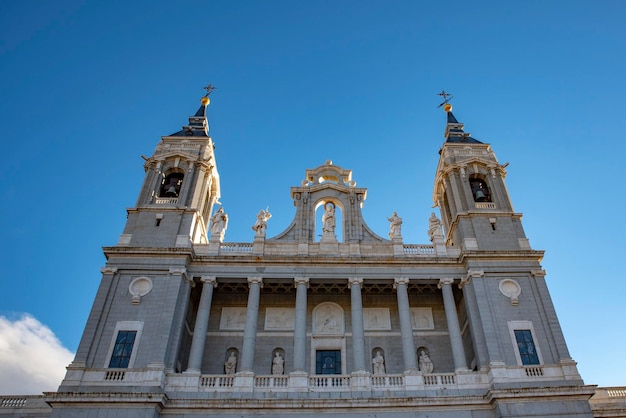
<box><xmin>437</xmin><ymin>89</ymin><xmax>453</xmax><ymax>111</ymax></box>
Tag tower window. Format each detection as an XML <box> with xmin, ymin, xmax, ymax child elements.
<box><xmin>160</xmin><ymin>173</ymin><xmax>184</xmax><ymax>198</ymax></box>
<box><xmin>508</xmin><ymin>320</ymin><xmax>543</xmax><ymax>366</ymax></box>
<box><xmin>108</xmin><ymin>330</ymin><xmax>137</xmax><ymax>368</ymax></box>
<box><xmin>514</xmin><ymin>329</ymin><xmax>540</xmax><ymax>365</ymax></box>
<box><xmin>469</xmin><ymin>178</ymin><xmax>491</xmax><ymax>202</ymax></box>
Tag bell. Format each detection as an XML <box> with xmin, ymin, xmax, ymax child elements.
<box><xmin>474</xmin><ymin>190</ymin><xmax>485</xmax><ymax>201</ymax></box>
<box><xmin>166</xmin><ymin>186</ymin><xmax>178</xmax><ymax>197</ymax></box>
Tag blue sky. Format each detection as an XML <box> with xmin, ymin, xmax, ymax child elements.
<box><xmin>1</xmin><ymin>1</ymin><xmax>625</xmax><ymax>393</ymax></box>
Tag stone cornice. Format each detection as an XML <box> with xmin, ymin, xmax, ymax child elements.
<box><xmin>44</xmin><ymin>391</ymin><xmax>168</xmax><ymax>407</ymax></box>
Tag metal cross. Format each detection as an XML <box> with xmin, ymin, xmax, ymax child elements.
<box><xmin>437</xmin><ymin>89</ymin><xmax>453</xmax><ymax>108</ymax></box>
<box><xmin>203</xmin><ymin>83</ymin><xmax>217</xmax><ymax>96</ymax></box>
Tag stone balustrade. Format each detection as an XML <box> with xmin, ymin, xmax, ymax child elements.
<box><xmin>195</xmin><ymin>242</ymin><xmax>454</xmax><ymax>257</ymax></box>
<box><xmin>153</xmin><ymin>197</ymin><xmax>179</xmax><ymax>205</ymax></box>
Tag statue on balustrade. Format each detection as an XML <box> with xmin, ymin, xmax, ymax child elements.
<box><xmin>419</xmin><ymin>350</ymin><xmax>434</xmax><ymax>374</ymax></box>
<box><xmin>272</xmin><ymin>352</ymin><xmax>284</xmax><ymax>375</ymax></box>
<box><xmin>224</xmin><ymin>350</ymin><xmax>237</xmax><ymax>375</ymax></box>
<box><xmin>252</xmin><ymin>209</ymin><xmax>272</xmax><ymax>237</ymax></box>
<box><xmin>372</xmin><ymin>350</ymin><xmax>386</xmax><ymax>375</ymax></box>
<box><xmin>388</xmin><ymin>212</ymin><xmax>403</xmax><ymax>240</ymax></box>
<box><xmin>210</xmin><ymin>207</ymin><xmax>229</xmax><ymax>242</ymax></box>
<box><xmin>428</xmin><ymin>212</ymin><xmax>444</xmax><ymax>242</ymax></box>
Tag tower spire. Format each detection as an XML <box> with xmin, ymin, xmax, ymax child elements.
<box><xmin>437</xmin><ymin>91</ymin><xmax>482</xmax><ymax>144</ymax></box>
<box><xmin>171</xmin><ymin>84</ymin><xmax>216</xmax><ymax>137</ymax></box>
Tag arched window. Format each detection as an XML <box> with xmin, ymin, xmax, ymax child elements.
<box><xmin>469</xmin><ymin>177</ymin><xmax>491</xmax><ymax>202</ymax></box>
<box><xmin>160</xmin><ymin>172</ymin><xmax>184</xmax><ymax>198</ymax></box>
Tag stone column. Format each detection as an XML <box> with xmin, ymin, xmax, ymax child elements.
<box><xmin>394</xmin><ymin>277</ymin><xmax>418</xmax><ymax>372</ymax></box>
<box><xmin>439</xmin><ymin>278</ymin><xmax>468</xmax><ymax>371</ymax></box>
<box><xmin>239</xmin><ymin>277</ymin><xmax>263</xmax><ymax>373</ymax></box>
<box><xmin>349</xmin><ymin>277</ymin><xmax>367</xmax><ymax>373</ymax></box>
<box><xmin>293</xmin><ymin>277</ymin><xmax>309</xmax><ymax>372</ymax></box>
<box><xmin>185</xmin><ymin>276</ymin><xmax>217</xmax><ymax>373</ymax></box>
<box><xmin>459</xmin><ymin>271</ymin><xmax>488</xmax><ymax>370</ymax></box>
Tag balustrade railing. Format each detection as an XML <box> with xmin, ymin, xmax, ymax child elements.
<box><xmin>607</xmin><ymin>388</ymin><xmax>626</xmax><ymax>398</ymax></box>
<box><xmin>255</xmin><ymin>376</ymin><xmax>289</xmax><ymax>388</ymax></box>
<box><xmin>403</xmin><ymin>245</ymin><xmax>435</xmax><ymax>255</ymax></box>
<box><xmin>308</xmin><ymin>375</ymin><xmax>351</xmax><ymax>389</ymax></box>
<box><xmin>200</xmin><ymin>375</ymin><xmax>234</xmax><ymax>388</ymax></box>
<box><xmin>371</xmin><ymin>374</ymin><xmax>404</xmax><ymax>387</ymax></box>
<box><xmin>474</xmin><ymin>202</ymin><xmax>496</xmax><ymax>209</ymax></box>
<box><xmin>524</xmin><ymin>366</ymin><xmax>544</xmax><ymax>377</ymax></box>
<box><xmin>0</xmin><ymin>397</ymin><xmax>27</xmax><ymax>408</ymax></box>
<box><xmin>154</xmin><ymin>197</ymin><xmax>179</xmax><ymax>205</ymax></box>
<box><xmin>104</xmin><ymin>370</ymin><xmax>125</xmax><ymax>381</ymax></box>
<box><xmin>423</xmin><ymin>373</ymin><xmax>456</xmax><ymax>386</ymax></box>
<box><xmin>220</xmin><ymin>243</ymin><xmax>254</xmax><ymax>253</ymax></box>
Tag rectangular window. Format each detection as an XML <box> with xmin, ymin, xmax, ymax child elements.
<box><xmin>514</xmin><ymin>329</ymin><xmax>540</xmax><ymax>365</ymax></box>
<box><xmin>108</xmin><ymin>330</ymin><xmax>137</xmax><ymax>368</ymax></box>
<box><xmin>316</xmin><ymin>350</ymin><xmax>341</xmax><ymax>374</ymax></box>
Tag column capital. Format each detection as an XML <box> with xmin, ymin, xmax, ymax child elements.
<box><xmin>460</xmin><ymin>270</ymin><xmax>484</xmax><ymax>288</ymax></box>
<box><xmin>100</xmin><ymin>266</ymin><xmax>118</xmax><ymax>275</ymax></box>
<box><xmin>531</xmin><ymin>269</ymin><xmax>547</xmax><ymax>278</ymax></box>
<box><xmin>393</xmin><ymin>277</ymin><xmax>410</xmax><ymax>288</ymax></box>
<box><xmin>169</xmin><ymin>267</ymin><xmax>191</xmax><ymax>285</ymax></box>
<box><xmin>294</xmin><ymin>277</ymin><xmax>310</xmax><ymax>288</ymax></box>
<box><xmin>467</xmin><ymin>269</ymin><xmax>485</xmax><ymax>279</ymax></box>
<box><xmin>348</xmin><ymin>277</ymin><xmax>363</xmax><ymax>286</ymax></box>
<box><xmin>247</xmin><ymin>276</ymin><xmax>263</xmax><ymax>287</ymax></box>
<box><xmin>438</xmin><ymin>277</ymin><xmax>455</xmax><ymax>289</ymax></box>
<box><xmin>200</xmin><ymin>276</ymin><xmax>218</xmax><ymax>287</ymax></box>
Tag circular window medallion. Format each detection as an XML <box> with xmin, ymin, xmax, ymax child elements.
<box><xmin>499</xmin><ymin>279</ymin><xmax>521</xmax><ymax>305</ymax></box>
<box><xmin>129</xmin><ymin>277</ymin><xmax>153</xmax><ymax>304</ymax></box>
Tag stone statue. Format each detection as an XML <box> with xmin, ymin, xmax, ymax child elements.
<box><xmin>428</xmin><ymin>212</ymin><xmax>444</xmax><ymax>241</ymax></box>
<box><xmin>210</xmin><ymin>207</ymin><xmax>228</xmax><ymax>241</ymax></box>
<box><xmin>251</xmin><ymin>209</ymin><xmax>272</xmax><ymax>236</ymax></box>
<box><xmin>372</xmin><ymin>350</ymin><xmax>385</xmax><ymax>375</ymax></box>
<box><xmin>224</xmin><ymin>351</ymin><xmax>237</xmax><ymax>375</ymax></box>
<box><xmin>272</xmin><ymin>352</ymin><xmax>284</xmax><ymax>375</ymax></box>
<box><xmin>322</xmin><ymin>202</ymin><xmax>336</xmax><ymax>237</ymax></box>
<box><xmin>388</xmin><ymin>212</ymin><xmax>402</xmax><ymax>240</ymax></box>
<box><xmin>419</xmin><ymin>350</ymin><xmax>433</xmax><ymax>374</ymax></box>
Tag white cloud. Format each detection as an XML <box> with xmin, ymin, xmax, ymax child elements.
<box><xmin>0</xmin><ymin>314</ymin><xmax>74</xmax><ymax>395</ymax></box>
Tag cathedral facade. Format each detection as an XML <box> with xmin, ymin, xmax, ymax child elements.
<box><xmin>5</xmin><ymin>94</ymin><xmax>601</xmax><ymax>417</ymax></box>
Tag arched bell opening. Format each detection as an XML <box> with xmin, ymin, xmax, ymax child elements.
<box><xmin>160</xmin><ymin>171</ymin><xmax>184</xmax><ymax>198</ymax></box>
<box><xmin>314</xmin><ymin>199</ymin><xmax>343</xmax><ymax>242</ymax></box>
<box><xmin>469</xmin><ymin>176</ymin><xmax>491</xmax><ymax>203</ymax></box>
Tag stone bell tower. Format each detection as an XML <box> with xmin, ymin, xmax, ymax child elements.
<box><xmin>432</xmin><ymin>103</ymin><xmax>529</xmax><ymax>252</ymax></box>
<box><xmin>118</xmin><ymin>88</ymin><xmax>221</xmax><ymax>248</ymax></box>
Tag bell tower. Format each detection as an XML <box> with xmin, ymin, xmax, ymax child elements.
<box><xmin>118</xmin><ymin>88</ymin><xmax>221</xmax><ymax>248</ymax></box>
<box><xmin>433</xmin><ymin>102</ymin><xmax>530</xmax><ymax>251</ymax></box>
